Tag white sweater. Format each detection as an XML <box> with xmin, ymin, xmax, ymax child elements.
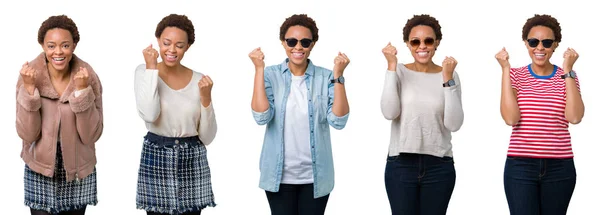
<box><xmin>380</xmin><ymin>63</ymin><xmax>463</xmax><ymax>157</ymax></box>
<box><xmin>134</xmin><ymin>64</ymin><xmax>217</xmax><ymax>145</ymax></box>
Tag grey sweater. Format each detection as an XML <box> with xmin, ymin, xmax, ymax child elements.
<box><xmin>380</xmin><ymin>63</ymin><xmax>464</xmax><ymax>157</ymax></box>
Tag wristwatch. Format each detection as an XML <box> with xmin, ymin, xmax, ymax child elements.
<box><xmin>561</xmin><ymin>71</ymin><xmax>577</xmax><ymax>79</ymax></box>
<box><xmin>331</xmin><ymin>76</ymin><xmax>345</xmax><ymax>85</ymax></box>
<box><xmin>442</xmin><ymin>79</ymin><xmax>456</xmax><ymax>87</ymax></box>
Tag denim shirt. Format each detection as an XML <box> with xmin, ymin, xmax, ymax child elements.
<box><xmin>252</xmin><ymin>59</ymin><xmax>349</xmax><ymax>198</ymax></box>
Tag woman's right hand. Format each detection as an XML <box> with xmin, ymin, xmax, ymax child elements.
<box><xmin>143</xmin><ymin>44</ymin><xmax>159</xmax><ymax>70</ymax></box>
<box><xmin>382</xmin><ymin>42</ymin><xmax>398</xmax><ymax>71</ymax></box>
<box><xmin>495</xmin><ymin>47</ymin><xmax>511</xmax><ymax>69</ymax></box>
<box><xmin>249</xmin><ymin>47</ymin><xmax>265</xmax><ymax>69</ymax></box>
<box><xmin>19</xmin><ymin>61</ymin><xmax>36</xmax><ymax>95</ymax></box>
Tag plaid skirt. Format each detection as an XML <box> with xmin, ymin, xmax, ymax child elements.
<box><xmin>136</xmin><ymin>132</ymin><xmax>216</xmax><ymax>214</ymax></box>
<box><xmin>24</xmin><ymin>143</ymin><xmax>97</xmax><ymax>214</ymax></box>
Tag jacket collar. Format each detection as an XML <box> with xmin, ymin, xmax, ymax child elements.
<box><xmin>281</xmin><ymin>58</ymin><xmax>315</xmax><ymax>76</ymax></box>
<box><xmin>29</xmin><ymin>52</ymin><xmax>84</xmax><ymax>103</ymax></box>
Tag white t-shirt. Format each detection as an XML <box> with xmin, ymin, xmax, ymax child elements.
<box><xmin>281</xmin><ymin>74</ymin><xmax>313</xmax><ymax>184</ymax></box>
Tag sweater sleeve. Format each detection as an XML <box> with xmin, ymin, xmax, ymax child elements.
<box><xmin>198</xmin><ymin>95</ymin><xmax>217</xmax><ymax>145</ymax></box>
<box><xmin>134</xmin><ymin>64</ymin><xmax>161</xmax><ymax>123</ymax></box>
<box><xmin>443</xmin><ymin>71</ymin><xmax>464</xmax><ymax>132</ymax></box>
<box><xmin>381</xmin><ymin>66</ymin><xmax>402</xmax><ymax>120</ymax></box>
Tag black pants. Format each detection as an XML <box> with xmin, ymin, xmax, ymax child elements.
<box><xmin>30</xmin><ymin>207</ymin><xmax>86</xmax><ymax>215</ymax></box>
<box><xmin>266</xmin><ymin>184</ymin><xmax>329</xmax><ymax>215</ymax></box>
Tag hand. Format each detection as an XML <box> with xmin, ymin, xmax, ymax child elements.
<box><xmin>198</xmin><ymin>75</ymin><xmax>213</xmax><ymax>107</ymax></box>
<box><xmin>19</xmin><ymin>61</ymin><xmax>36</xmax><ymax>94</ymax></box>
<box><xmin>562</xmin><ymin>47</ymin><xmax>578</xmax><ymax>72</ymax></box>
<box><xmin>382</xmin><ymin>42</ymin><xmax>398</xmax><ymax>70</ymax></box>
<box><xmin>442</xmin><ymin>56</ymin><xmax>457</xmax><ymax>79</ymax></box>
<box><xmin>333</xmin><ymin>52</ymin><xmax>350</xmax><ymax>77</ymax></box>
<box><xmin>74</xmin><ymin>67</ymin><xmax>89</xmax><ymax>91</ymax></box>
<box><xmin>495</xmin><ymin>47</ymin><xmax>510</xmax><ymax>69</ymax></box>
<box><xmin>143</xmin><ymin>44</ymin><xmax>159</xmax><ymax>69</ymax></box>
<box><xmin>248</xmin><ymin>47</ymin><xmax>265</xmax><ymax>69</ymax></box>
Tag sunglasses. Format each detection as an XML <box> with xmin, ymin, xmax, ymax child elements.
<box><xmin>527</xmin><ymin>38</ymin><xmax>554</xmax><ymax>48</ymax></box>
<box><xmin>285</xmin><ymin>38</ymin><xmax>313</xmax><ymax>48</ymax></box>
<box><xmin>409</xmin><ymin>37</ymin><xmax>435</xmax><ymax>47</ymax></box>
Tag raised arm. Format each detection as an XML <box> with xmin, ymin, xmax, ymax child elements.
<box><xmin>70</xmin><ymin>66</ymin><xmax>103</xmax><ymax>145</ymax></box>
<box><xmin>197</xmin><ymin>75</ymin><xmax>217</xmax><ymax>145</ymax></box>
<box><xmin>380</xmin><ymin>43</ymin><xmax>402</xmax><ymax>120</ymax></box>
<box><xmin>134</xmin><ymin>45</ymin><xmax>161</xmax><ymax>122</ymax></box>
<box><xmin>15</xmin><ymin>62</ymin><xmax>42</xmax><ymax>144</ymax></box>
<box><xmin>496</xmin><ymin>48</ymin><xmax>521</xmax><ymax>126</ymax></box>
<box><xmin>250</xmin><ymin>47</ymin><xmax>274</xmax><ymax>125</ymax></box>
<box><xmin>441</xmin><ymin>58</ymin><xmax>464</xmax><ymax>132</ymax></box>
<box><xmin>562</xmin><ymin>48</ymin><xmax>584</xmax><ymax>124</ymax></box>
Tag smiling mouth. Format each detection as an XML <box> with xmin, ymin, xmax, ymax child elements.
<box><xmin>53</xmin><ymin>57</ymin><xmax>65</xmax><ymax>61</ymax></box>
<box><xmin>416</xmin><ymin>51</ymin><xmax>429</xmax><ymax>57</ymax></box>
<box><xmin>165</xmin><ymin>54</ymin><xmax>178</xmax><ymax>62</ymax></box>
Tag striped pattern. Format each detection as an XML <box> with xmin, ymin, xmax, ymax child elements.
<box><xmin>24</xmin><ymin>144</ymin><xmax>97</xmax><ymax>214</ymax></box>
<box><xmin>136</xmin><ymin>135</ymin><xmax>216</xmax><ymax>214</ymax></box>
<box><xmin>508</xmin><ymin>65</ymin><xmax>580</xmax><ymax>158</ymax></box>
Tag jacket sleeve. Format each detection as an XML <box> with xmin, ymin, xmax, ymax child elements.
<box><xmin>69</xmin><ymin>67</ymin><xmax>104</xmax><ymax>145</ymax></box>
<box><xmin>15</xmin><ymin>77</ymin><xmax>42</xmax><ymax>144</ymax></box>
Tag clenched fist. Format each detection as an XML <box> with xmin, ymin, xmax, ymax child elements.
<box><xmin>74</xmin><ymin>67</ymin><xmax>89</xmax><ymax>91</ymax></box>
<box><xmin>143</xmin><ymin>44</ymin><xmax>159</xmax><ymax>70</ymax></box>
<box><xmin>333</xmin><ymin>52</ymin><xmax>350</xmax><ymax>77</ymax></box>
<box><xmin>442</xmin><ymin>56</ymin><xmax>457</xmax><ymax>79</ymax></box>
<box><xmin>249</xmin><ymin>47</ymin><xmax>265</xmax><ymax>69</ymax></box>
<box><xmin>19</xmin><ymin>61</ymin><xmax>37</xmax><ymax>95</ymax></box>
<box><xmin>562</xmin><ymin>47</ymin><xmax>578</xmax><ymax>72</ymax></box>
<box><xmin>198</xmin><ymin>75</ymin><xmax>213</xmax><ymax>107</ymax></box>
<box><xmin>495</xmin><ymin>47</ymin><xmax>511</xmax><ymax>69</ymax></box>
<box><xmin>382</xmin><ymin>42</ymin><xmax>398</xmax><ymax>70</ymax></box>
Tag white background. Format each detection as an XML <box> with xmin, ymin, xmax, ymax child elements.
<box><xmin>1</xmin><ymin>0</ymin><xmax>597</xmax><ymax>214</ymax></box>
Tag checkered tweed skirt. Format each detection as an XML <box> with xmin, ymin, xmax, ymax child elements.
<box><xmin>136</xmin><ymin>132</ymin><xmax>216</xmax><ymax>214</ymax></box>
<box><xmin>24</xmin><ymin>143</ymin><xmax>97</xmax><ymax>214</ymax></box>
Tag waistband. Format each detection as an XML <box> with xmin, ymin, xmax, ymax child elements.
<box><xmin>144</xmin><ymin>132</ymin><xmax>201</xmax><ymax>146</ymax></box>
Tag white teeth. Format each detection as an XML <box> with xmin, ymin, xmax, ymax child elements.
<box><xmin>417</xmin><ymin>52</ymin><xmax>428</xmax><ymax>57</ymax></box>
<box><xmin>53</xmin><ymin>57</ymin><xmax>65</xmax><ymax>61</ymax></box>
<box><xmin>535</xmin><ymin>53</ymin><xmax>545</xmax><ymax>56</ymax></box>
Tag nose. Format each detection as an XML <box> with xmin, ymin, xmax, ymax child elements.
<box><xmin>294</xmin><ymin>42</ymin><xmax>304</xmax><ymax>50</ymax></box>
<box><xmin>56</xmin><ymin>47</ymin><xmax>64</xmax><ymax>54</ymax></box>
<box><xmin>168</xmin><ymin>44</ymin><xmax>176</xmax><ymax>52</ymax></box>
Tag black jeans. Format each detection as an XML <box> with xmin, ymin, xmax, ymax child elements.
<box><xmin>385</xmin><ymin>153</ymin><xmax>456</xmax><ymax>215</ymax></box>
<box><xmin>266</xmin><ymin>184</ymin><xmax>329</xmax><ymax>215</ymax></box>
<box><xmin>504</xmin><ymin>156</ymin><xmax>576</xmax><ymax>215</ymax></box>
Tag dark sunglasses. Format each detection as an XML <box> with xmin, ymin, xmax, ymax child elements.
<box><xmin>285</xmin><ymin>38</ymin><xmax>313</xmax><ymax>48</ymax></box>
<box><xmin>409</xmin><ymin>37</ymin><xmax>435</xmax><ymax>47</ymax></box>
<box><xmin>527</xmin><ymin>38</ymin><xmax>554</xmax><ymax>48</ymax></box>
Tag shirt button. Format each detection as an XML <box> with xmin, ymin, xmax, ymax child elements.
<box><xmin>175</xmin><ymin>140</ymin><xmax>179</xmax><ymax>144</ymax></box>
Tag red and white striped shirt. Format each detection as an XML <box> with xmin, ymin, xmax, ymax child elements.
<box><xmin>508</xmin><ymin>64</ymin><xmax>580</xmax><ymax>158</ymax></box>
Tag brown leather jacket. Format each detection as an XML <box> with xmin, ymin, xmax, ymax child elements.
<box><xmin>16</xmin><ymin>53</ymin><xmax>103</xmax><ymax>181</ymax></box>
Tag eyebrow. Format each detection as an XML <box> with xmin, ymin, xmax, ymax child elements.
<box><xmin>45</xmin><ymin>41</ymin><xmax>72</xmax><ymax>44</ymax></box>
<box><xmin>163</xmin><ymin>38</ymin><xmax>186</xmax><ymax>44</ymax></box>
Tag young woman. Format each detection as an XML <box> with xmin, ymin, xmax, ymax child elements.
<box><xmin>497</xmin><ymin>14</ymin><xmax>584</xmax><ymax>215</ymax></box>
<box><xmin>249</xmin><ymin>14</ymin><xmax>350</xmax><ymax>215</ymax></box>
<box><xmin>380</xmin><ymin>14</ymin><xmax>464</xmax><ymax>215</ymax></box>
<box><xmin>17</xmin><ymin>15</ymin><xmax>103</xmax><ymax>215</ymax></box>
<box><xmin>134</xmin><ymin>14</ymin><xmax>217</xmax><ymax>215</ymax></box>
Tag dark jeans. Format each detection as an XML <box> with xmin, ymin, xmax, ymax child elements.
<box><xmin>265</xmin><ymin>184</ymin><xmax>329</xmax><ymax>215</ymax></box>
<box><xmin>504</xmin><ymin>156</ymin><xmax>576</xmax><ymax>215</ymax></box>
<box><xmin>385</xmin><ymin>153</ymin><xmax>456</xmax><ymax>215</ymax></box>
